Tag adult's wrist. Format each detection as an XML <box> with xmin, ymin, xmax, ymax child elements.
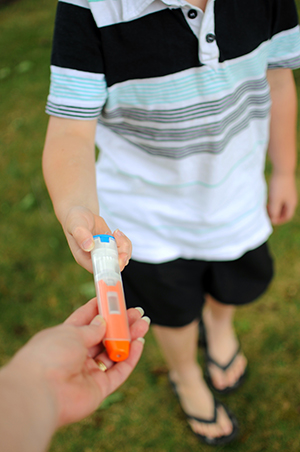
<box><xmin>0</xmin><ymin>360</ymin><xmax>58</xmax><ymax>452</ymax></box>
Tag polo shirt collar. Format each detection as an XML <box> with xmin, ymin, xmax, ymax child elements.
<box><xmin>122</xmin><ymin>0</ymin><xmax>184</xmax><ymax>21</ymax></box>
<box><xmin>122</xmin><ymin>0</ymin><xmax>156</xmax><ymax>21</ymax></box>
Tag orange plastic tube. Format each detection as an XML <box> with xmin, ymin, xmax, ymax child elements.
<box><xmin>96</xmin><ymin>279</ymin><xmax>130</xmax><ymax>362</ymax></box>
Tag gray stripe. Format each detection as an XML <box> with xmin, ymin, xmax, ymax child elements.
<box><xmin>121</xmin><ymin>107</ymin><xmax>269</xmax><ymax>158</ymax></box>
<box><xmin>46</xmin><ymin>101</ymin><xmax>101</xmax><ymax>118</ymax></box>
<box><xmin>100</xmin><ymin>94</ymin><xmax>269</xmax><ymax>142</ymax></box>
<box><xmin>102</xmin><ymin>79</ymin><xmax>269</xmax><ymax>123</ymax></box>
<box><xmin>268</xmin><ymin>56</ymin><xmax>300</xmax><ymax>69</ymax></box>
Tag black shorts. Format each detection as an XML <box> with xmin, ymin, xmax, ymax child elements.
<box><xmin>122</xmin><ymin>242</ymin><xmax>274</xmax><ymax>327</ymax></box>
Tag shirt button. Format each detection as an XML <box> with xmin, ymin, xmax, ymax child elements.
<box><xmin>187</xmin><ymin>9</ymin><xmax>198</xmax><ymax>19</ymax></box>
<box><xmin>206</xmin><ymin>33</ymin><xmax>216</xmax><ymax>43</ymax></box>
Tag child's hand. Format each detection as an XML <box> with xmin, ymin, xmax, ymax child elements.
<box><xmin>62</xmin><ymin>206</ymin><xmax>132</xmax><ymax>272</ymax></box>
<box><xmin>267</xmin><ymin>171</ymin><xmax>297</xmax><ymax>225</ymax></box>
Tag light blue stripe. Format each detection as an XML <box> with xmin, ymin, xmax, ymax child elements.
<box><xmin>51</xmin><ymin>83</ymin><xmax>102</xmax><ymax>94</ymax></box>
<box><xmin>106</xmin><ymin>31</ymin><xmax>300</xmax><ymax>108</ymax></box>
<box><xmin>49</xmin><ymin>73</ymin><xmax>107</xmax><ymax>102</ymax></box>
<box><xmin>51</xmin><ymin>72</ymin><xmax>104</xmax><ymax>83</ymax></box>
<box><xmin>268</xmin><ymin>28</ymin><xmax>300</xmax><ymax>60</ymax></box>
<box><xmin>51</xmin><ymin>83</ymin><xmax>102</xmax><ymax>95</ymax></box>
<box><xmin>150</xmin><ymin>194</ymin><xmax>265</xmax><ymax>233</ymax></box>
<box><xmin>100</xmin><ymin>192</ymin><xmax>265</xmax><ymax>233</ymax></box>
<box><xmin>106</xmin><ymin>49</ymin><xmax>269</xmax><ymax>108</ymax></box>
<box><xmin>51</xmin><ymin>76</ymin><xmax>104</xmax><ymax>89</ymax></box>
<box><xmin>113</xmin><ymin>139</ymin><xmax>264</xmax><ymax>189</ymax></box>
<box><xmin>50</xmin><ymin>92</ymin><xmax>103</xmax><ymax>101</ymax></box>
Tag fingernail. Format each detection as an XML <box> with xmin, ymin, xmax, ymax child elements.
<box><xmin>82</xmin><ymin>238</ymin><xmax>94</xmax><ymax>252</ymax></box>
<box><xmin>142</xmin><ymin>316</ymin><xmax>151</xmax><ymax>325</ymax></box>
<box><xmin>134</xmin><ymin>307</ymin><xmax>144</xmax><ymax>317</ymax></box>
<box><xmin>114</xmin><ymin>229</ymin><xmax>125</xmax><ymax>237</ymax></box>
<box><xmin>137</xmin><ymin>337</ymin><xmax>145</xmax><ymax>345</ymax></box>
<box><xmin>91</xmin><ymin>315</ymin><xmax>105</xmax><ymax>326</ymax></box>
<box><xmin>125</xmin><ymin>258</ymin><xmax>130</xmax><ymax>267</ymax></box>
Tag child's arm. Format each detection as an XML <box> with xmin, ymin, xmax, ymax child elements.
<box><xmin>267</xmin><ymin>68</ymin><xmax>298</xmax><ymax>225</ymax></box>
<box><xmin>42</xmin><ymin>116</ymin><xmax>132</xmax><ymax>272</ymax></box>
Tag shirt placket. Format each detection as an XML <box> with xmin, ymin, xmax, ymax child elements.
<box><xmin>178</xmin><ymin>0</ymin><xmax>219</xmax><ymax>68</ymax></box>
<box><xmin>198</xmin><ymin>0</ymin><xmax>219</xmax><ymax>68</ymax></box>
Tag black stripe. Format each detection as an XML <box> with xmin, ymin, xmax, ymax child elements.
<box><xmin>46</xmin><ymin>101</ymin><xmax>101</xmax><ymax>112</ymax></box>
<box><xmin>51</xmin><ymin>2</ymin><xmax>104</xmax><ymax>73</ymax></box>
<box><xmin>215</xmin><ymin>0</ymin><xmax>299</xmax><ymax>62</ymax></box>
<box><xmin>100</xmin><ymin>8</ymin><xmax>201</xmax><ymax>87</ymax></box>
<box><xmin>51</xmin><ymin>0</ymin><xmax>299</xmax><ymax>86</ymax></box>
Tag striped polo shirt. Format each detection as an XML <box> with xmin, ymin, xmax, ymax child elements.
<box><xmin>46</xmin><ymin>0</ymin><xmax>300</xmax><ymax>263</ymax></box>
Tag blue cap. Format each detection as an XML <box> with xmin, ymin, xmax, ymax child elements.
<box><xmin>93</xmin><ymin>234</ymin><xmax>115</xmax><ymax>243</ymax></box>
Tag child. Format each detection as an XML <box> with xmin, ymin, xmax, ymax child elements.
<box><xmin>43</xmin><ymin>0</ymin><xmax>300</xmax><ymax>444</ymax></box>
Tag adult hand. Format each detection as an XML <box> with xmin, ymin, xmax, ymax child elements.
<box><xmin>6</xmin><ymin>298</ymin><xmax>149</xmax><ymax>428</ymax></box>
<box><xmin>63</xmin><ymin>206</ymin><xmax>132</xmax><ymax>272</ymax></box>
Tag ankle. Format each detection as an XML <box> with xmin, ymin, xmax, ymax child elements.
<box><xmin>203</xmin><ymin>309</ymin><xmax>234</xmax><ymax>338</ymax></box>
<box><xmin>170</xmin><ymin>364</ymin><xmax>203</xmax><ymax>386</ymax></box>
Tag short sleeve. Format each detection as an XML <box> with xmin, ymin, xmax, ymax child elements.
<box><xmin>267</xmin><ymin>0</ymin><xmax>300</xmax><ymax>70</ymax></box>
<box><xmin>46</xmin><ymin>0</ymin><xmax>108</xmax><ymax>119</ymax></box>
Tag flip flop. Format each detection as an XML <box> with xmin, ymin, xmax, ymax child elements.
<box><xmin>205</xmin><ymin>345</ymin><xmax>248</xmax><ymax>394</ymax></box>
<box><xmin>199</xmin><ymin>317</ymin><xmax>247</xmax><ymax>394</ymax></box>
<box><xmin>169</xmin><ymin>377</ymin><xmax>239</xmax><ymax>446</ymax></box>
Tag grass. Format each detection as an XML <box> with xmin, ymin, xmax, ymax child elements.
<box><xmin>1</xmin><ymin>1</ymin><xmax>300</xmax><ymax>451</ymax></box>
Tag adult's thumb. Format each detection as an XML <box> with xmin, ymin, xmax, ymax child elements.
<box><xmin>81</xmin><ymin>315</ymin><xmax>106</xmax><ymax>348</ymax></box>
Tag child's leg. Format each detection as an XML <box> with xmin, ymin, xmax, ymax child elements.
<box><xmin>203</xmin><ymin>295</ymin><xmax>247</xmax><ymax>391</ymax></box>
<box><xmin>152</xmin><ymin>320</ymin><xmax>234</xmax><ymax>439</ymax></box>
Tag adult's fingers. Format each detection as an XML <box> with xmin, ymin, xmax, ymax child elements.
<box><xmin>92</xmin><ymin>314</ymin><xmax>150</xmax><ymax>368</ymax></box>
<box><xmin>64</xmin><ymin>298</ymin><xmax>98</xmax><ymax>326</ymax></box>
<box><xmin>129</xmin><ymin>314</ymin><xmax>150</xmax><ymax>341</ymax></box>
<box><xmin>78</xmin><ymin>316</ymin><xmax>107</xmax><ymax>349</ymax></box>
<box><xmin>95</xmin><ymin>338</ymin><xmax>146</xmax><ymax>397</ymax></box>
<box><xmin>87</xmin><ymin>308</ymin><xmax>149</xmax><ymax>359</ymax></box>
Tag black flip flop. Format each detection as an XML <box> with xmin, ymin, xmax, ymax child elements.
<box><xmin>205</xmin><ymin>345</ymin><xmax>248</xmax><ymax>394</ymax></box>
<box><xmin>199</xmin><ymin>316</ymin><xmax>247</xmax><ymax>394</ymax></box>
<box><xmin>169</xmin><ymin>377</ymin><xmax>239</xmax><ymax>446</ymax></box>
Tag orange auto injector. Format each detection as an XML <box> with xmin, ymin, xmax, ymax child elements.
<box><xmin>91</xmin><ymin>234</ymin><xmax>130</xmax><ymax>362</ymax></box>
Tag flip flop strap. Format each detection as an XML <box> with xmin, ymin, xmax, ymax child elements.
<box><xmin>206</xmin><ymin>345</ymin><xmax>241</xmax><ymax>372</ymax></box>
<box><xmin>186</xmin><ymin>398</ymin><xmax>218</xmax><ymax>424</ymax></box>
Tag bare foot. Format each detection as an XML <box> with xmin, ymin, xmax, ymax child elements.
<box><xmin>170</xmin><ymin>366</ymin><xmax>235</xmax><ymax>440</ymax></box>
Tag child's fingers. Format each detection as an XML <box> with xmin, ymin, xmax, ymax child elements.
<box><xmin>268</xmin><ymin>198</ymin><xmax>296</xmax><ymax>225</ymax></box>
<box><xmin>65</xmin><ymin>210</ymin><xmax>95</xmax><ymax>252</ymax></box>
<box><xmin>267</xmin><ymin>196</ymin><xmax>281</xmax><ymax>224</ymax></box>
<box><xmin>72</xmin><ymin>225</ymin><xmax>95</xmax><ymax>252</ymax></box>
<box><xmin>113</xmin><ymin>229</ymin><xmax>132</xmax><ymax>270</ymax></box>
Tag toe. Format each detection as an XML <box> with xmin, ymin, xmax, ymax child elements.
<box><xmin>226</xmin><ymin>353</ymin><xmax>247</xmax><ymax>388</ymax></box>
<box><xmin>209</xmin><ymin>352</ymin><xmax>247</xmax><ymax>391</ymax></box>
<box><xmin>189</xmin><ymin>405</ymin><xmax>233</xmax><ymax>440</ymax></box>
<box><xmin>217</xmin><ymin>406</ymin><xmax>234</xmax><ymax>435</ymax></box>
<box><xmin>209</xmin><ymin>364</ymin><xmax>227</xmax><ymax>390</ymax></box>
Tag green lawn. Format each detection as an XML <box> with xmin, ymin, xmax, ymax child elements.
<box><xmin>1</xmin><ymin>1</ymin><xmax>300</xmax><ymax>451</ymax></box>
